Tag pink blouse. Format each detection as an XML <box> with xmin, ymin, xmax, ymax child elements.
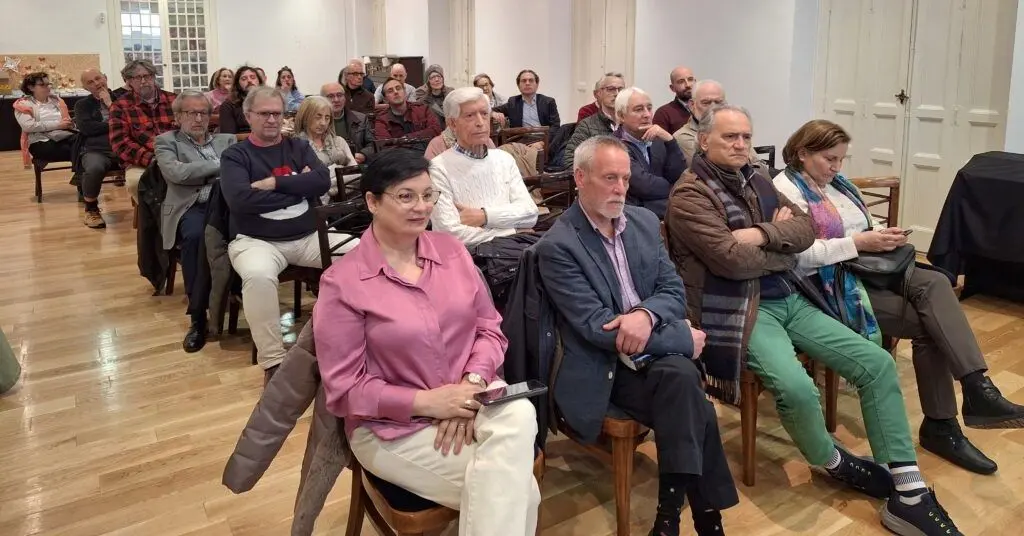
<box><xmin>312</xmin><ymin>227</ymin><xmax>506</xmax><ymax>440</ymax></box>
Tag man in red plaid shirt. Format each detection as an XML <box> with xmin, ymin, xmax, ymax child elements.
<box><xmin>109</xmin><ymin>59</ymin><xmax>176</xmax><ymax>201</ymax></box>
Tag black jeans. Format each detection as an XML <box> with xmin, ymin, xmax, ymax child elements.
<box><xmin>28</xmin><ymin>138</ymin><xmax>75</xmax><ymax>163</ymax></box>
<box><xmin>610</xmin><ymin>356</ymin><xmax>739</xmax><ymax>511</ymax></box>
<box><xmin>178</xmin><ymin>202</ymin><xmax>207</xmax><ymax>322</ymax></box>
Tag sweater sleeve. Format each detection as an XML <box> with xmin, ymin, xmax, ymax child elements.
<box><xmin>429</xmin><ymin>160</ymin><xmax>507</xmax><ymax>247</ymax></box>
<box><xmin>220</xmin><ymin>144</ymin><xmax>305</xmax><ymax>215</ymax></box>
<box><xmin>273</xmin><ymin>141</ymin><xmax>331</xmax><ymax>198</ymax></box>
<box><xmin>482</xmin><ymin>155</ymin><xmax>539</xmax><ymax>230</ymax></box>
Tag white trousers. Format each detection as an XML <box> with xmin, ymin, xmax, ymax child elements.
<box><xmin>228</xmin><ymin>232</ymin><xmax>357</xmax><ymax>368</ymax></box>
<box><xmin>349</xmin><ymin>387</ymin><xmax>541</xmax><ymax>536</ymax></box>
<box><xmin>125</xmin><ymin>166</ymin><xmax>144</xmax><ymax>202</ymax></box>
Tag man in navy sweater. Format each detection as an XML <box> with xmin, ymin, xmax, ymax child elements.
<box><xmin>221</xmin><ymin>86</ymin><xmax>358</xmax><ymax>377</ymax></box>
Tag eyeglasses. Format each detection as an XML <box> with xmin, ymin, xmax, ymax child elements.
<box><xmin>600</xmin><ymin>86</ymin><xmax>624</xmax><ymax>93</ymax></box>
<box><xmin>698</xmin><ymin>98</ymin><xmax>725</xmax><ymax>107</ymax></box>
<box><xmin>324</xmin><ymin>92</ymin><xmax>344</xmax><ymax>100</ymax></box>
<box><xmin>131</xmin><ymin>74</ymin><xmax>155</xmax><ymax>82</ymax></box>
<box><xmin>180</xmin><ymin>111</ymin><xmax>209</xmax><ymax>120</ymax></box>
<box><xmin>384</xmin><ymin>190</ymin><xmax>441</xmax><ymax>207</ymax></box>
<box><xmin>346</xmin><ymin>71</ymin><xmax>365</xmax><ymax>78</ymax></box>
<box><xmin>252</xmin><ymin>111</ymin><xmax>283</xmax><ymax>120</ymax></box>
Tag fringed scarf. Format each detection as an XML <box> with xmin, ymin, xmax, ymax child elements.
<box><xmin>783</xmin><ymin>168</ymin><xmax>881</xmax><ymax>343</ymax></box>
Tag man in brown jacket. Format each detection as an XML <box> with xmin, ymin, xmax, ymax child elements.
<box><xmin>665</xmin><ymin>104</ymin><xmax>963</xmax><ymax>536</ymax></box>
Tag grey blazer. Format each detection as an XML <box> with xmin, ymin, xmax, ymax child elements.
<box><xmin>154</xmin><ymin>130</ymin><xmax>237</xmax><ymax>250</ymax></box>
<box><xmin>534</xmin><ymin>203</ymin><xmax>694</xmax><ymax>443</ymax></box>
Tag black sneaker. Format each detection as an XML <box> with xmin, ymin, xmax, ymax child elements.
<box><xmin>881</xmin><ymin>489</ymin><xmax>962</xmax><ymax>536</ymax></box>
<box><xmin>825</xmin><ymin>445</ymin><xmax>893</xmax><ymax>499</ymax></box>
<box><xmin>692</xmin><ymin>509</ymin><xmax>724</xmax><ymax>535</ymax></box>
<box><xmin>962</xmin><ymin>376</ymin><xmax>1024</xmax><ymax>429</ymax></box>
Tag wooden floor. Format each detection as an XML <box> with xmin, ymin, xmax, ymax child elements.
<box><xmin>1</xmin><ymin>151</ymin><xmax>1023</xmax><ymax>536</ymax></box>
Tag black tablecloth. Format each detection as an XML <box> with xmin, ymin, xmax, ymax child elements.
<box><xmin>0</xmin><ymin>95</ymin><xmax>89</xmax><ymax>152</ymax></box>
<box><xmin>927</xmin><ymin>151</ymin><xmax>1024</xmax><ymax>301</ymax></box>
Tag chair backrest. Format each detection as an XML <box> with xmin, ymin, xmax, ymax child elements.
<box><xmin>314</xmin><ymin>199</ymin><xmax>371</xmax><ymax>269</ymax></box>
<box><xmin>753</xmin><ymin>145</ymin><xmax>776</xmax><ymax>170</ymax></box>
<box><xmin>522</xmin><ymin>169</ymin><xmax>575</xmax><ymax>228</ymax></box>
<box><xmin>497</xmin><ymin>126</ymin><xmax>550</xmax><ymax>168</ymax></box>
<box><xmin>850</xmin><ymin>176</ymin><xmax>901</xmax><ymax>227</ymax></box>
<box><xmin>333</xmin><ymin>164</ymin><xmax>363</xmax><ymax>202</ymax></box>
<box><xmin>372</xmin><ymin>136</ymin><xmax>428</xmax><ymax>153</ymax></box>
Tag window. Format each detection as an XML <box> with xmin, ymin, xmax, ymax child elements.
<box><xmin>112</xmin><ymin>0</ymin><xmax>215</xmax><ymax>92</ymax></box>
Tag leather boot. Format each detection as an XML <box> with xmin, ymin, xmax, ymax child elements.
<box><xmin>919</xmin><ymin>417</ymin><xmax>997</xmax><ymax>475</ymax></box>
<box><xmin>962</xmin><ymin>375</ymin><xmax>1024</xmax><ymax>429</ymax></box>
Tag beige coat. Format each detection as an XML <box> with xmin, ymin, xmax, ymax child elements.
<box><xmin>222</xmin><ymin>321</ymin><xmax>351</xmax><ymax>536</ymax></box>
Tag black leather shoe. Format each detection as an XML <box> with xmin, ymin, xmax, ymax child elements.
<box><xmin>824</xmin><ymin>444</ymin><xmax>893</xmax><ymax>499</ymax></box>
<box><xmin>962</xmin><ymin>376</ymin><xmax>1024</xmax><ymax>429</ymax></box>
<box><xmin>919</xmin><ymin>417</ymin><xmax>997</xmax><ymax>475</ymax></box>
<box><xmin>182</xmin><ymin>322</ymin><xmax>207</xmax><ymax>353</ymax></box>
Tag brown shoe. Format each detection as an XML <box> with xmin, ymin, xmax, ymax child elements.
<box><xmin>83</xmin><ymin>209</ymin><xmax>106</xmax><ymax>229</ymax></box>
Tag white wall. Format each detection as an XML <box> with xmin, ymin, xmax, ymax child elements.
<box><xmin>385</xmin><ymin>0</ymin><xmax>430</xmax><ymax>57</ymax></box>
<box><xmin>1005</xmin><ymin>0</ymin><xmax>1024</xmax><ymax>152</ymax></box>
<box><xmin>0</xmin><ymin>0</ymin><xmax>116</xmax><ymax>84</ymax></box>
<box><xmin>474</xmin><ymin>0</ymin><xmax>573</xmax><ymax>113</ymax></box>
<box><xmin>634</xmin><ymin>0</ymin><xmax>819</xmax><ymax>150</ymax></box>
<box><xmin>216</xmin><ymin>0</ymin><xmax>354</xmax><ymax>91</ymax></box>
<box><xmin>428</xmin><ymin>0</ymin><xmax>452</xmax><ymax>70</ymax></box>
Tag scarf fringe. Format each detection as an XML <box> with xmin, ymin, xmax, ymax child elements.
<box><xmin>705</xmin><ymin>377</ymin><xmax>741</xmax><ymax>406</ymax></box>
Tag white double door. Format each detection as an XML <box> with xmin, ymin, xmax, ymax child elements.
<box><xmin>815</xmin><ymin>0</ymin><xmax>1016</xmax><ymax>250</ymax></box>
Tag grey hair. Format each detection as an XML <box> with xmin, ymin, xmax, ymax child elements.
<box><xmin>693</xmin><ymin>79</ymin><xmax>725</xmax><ymax>100</ymax></box>
<box><xmin>573</xmin><ymin>135</ymin><xmax>629</xmax><ymax>172</ymax></box>
<box><xmin>171</xmin><ymin>89</ymin><xmax>211</xmax><ymax>114</ymax></box>
<box><xmin>120</xmin><ymin>59</ymin><xmax>157</xmax><ymax>82</ymax></box>
<box><xmin>696</xmin><ymin>104</ymin><xmax>752</xmax><ymax>135</ymax></box>
<box><xmin>613</xmin><ymin>86</ymin><xmax>650</xmax><ymax>118</ymax></box>
<box><xmin>243</xmin><ymin>86</ymin><xmax>285</xmax><ymax>114</ymax></box>
<box><xmin>442</xmin><ymin>86</ymin><xmax>490</xmax><ymax>120</ymax></box>
<box><xmin>594</xmin><ymin>71</ymin><xmax>625</xmax><ymax>91</ymax></box>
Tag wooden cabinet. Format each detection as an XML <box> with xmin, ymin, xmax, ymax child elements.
<box><xmin>366</xmin><ymin>56</ymin><xmax>425</xmax><ymax>88</ymax></box>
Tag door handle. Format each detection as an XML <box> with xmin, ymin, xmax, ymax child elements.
<box><xmin>895</xmin><ymin>89</ymin><xmax>909</xmax><ymax>105</ymax></box>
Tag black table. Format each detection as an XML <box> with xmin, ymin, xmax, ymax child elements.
<box><xmin>1</xmin><ymin>94</ymin><xmax>89</xmax><ymax>152</ymax></box>
<box><xmin>927</xmin><ymin>151</ymin><xmax>1024</xmax><ymax>301</ymax></box>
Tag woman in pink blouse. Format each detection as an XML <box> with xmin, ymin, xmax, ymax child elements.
<box><xmin>312</xmin><ymin>149</ymin><xmax>541</xmax><ymax>535</ymax></box>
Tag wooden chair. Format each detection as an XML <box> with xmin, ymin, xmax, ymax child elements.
<box><xmin>851</xmin><ymin>175</ymin><xmax>904</xmax><ymax>356</ymax></box>
<box><xmin>165</xmin><ymin>246</ymin><xmax>181</xmax><ymax>296</ymax></box>
<box><xmin>373</xmin><ymin>136</ymin><xmax>430</xmax><ymax>153</ymax></box>
<box><xmin>753</xmin><ymin>145</ymin><xmax>777</xmax><ymax>170</ymax></box>
<box><xmin>314</xmin><ymin>199</ymin><xmax>371</xmax><ymax>269</ymax></box>
<box><xmin>521</xmin><ymin>169</ymin><xmax>575</xmax><ymax>229</ymax></box>
<box><xmin>332</xmin><ymin>165</ymin><xmax>364</xmax><ymax>202</ymax></box>
<box><xmin>32</xmin><ymin>159</ymin><xmax>73</xmax><ymax>203</ymax></box>
<box><xmin>345</xmin><ymin>450</ymin><xmax>546</xmax><ymax>536</ymax></box>
<box><xmin>496</xmin><ymin>126</ymin><xmax>551</xmax><ymax>171</ymax></box>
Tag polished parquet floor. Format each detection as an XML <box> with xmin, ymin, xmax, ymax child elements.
<box><xmin>1</xmin><ymin>150</ymin><xmax>1023</xmax><ymax>535</ymax></box>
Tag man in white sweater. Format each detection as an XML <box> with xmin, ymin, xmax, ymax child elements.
<box><xmin>429</xmin><ymin>87</ymin><xmax>538</xmax><ymax>248</ymax></box>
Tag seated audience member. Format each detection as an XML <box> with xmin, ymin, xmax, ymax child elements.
<box><xmin>674</xmin><ymin>80</ymin><xmax>766</xmax><ymax>174</ymax></box>
<box><xmin>373</xmin><ymin>63</ymin><xmax>417</xmax><ymax>105</ymax></box>
<box><xmin>473</xmin><ymin>73</ymin><xmax>505</xmax><ymax>108</ymax></box>
<box><xmin>320</xmin><ymin>82</ymin><xmax>374</xmax><ymax>163</ymax></box>
<box><xmin>563</xmin><ymin>72</ymin><xmax>624</xmax><ymax>169</ymax></box>
<box><xmin>666</xmin><ymin>105</ymin><xmax>962</xmax><ymax>536</ymax></box>
<box><xmin>220</xmin><ymin>87</ymin><xmax>356</xmax><ymax>379</ymax></box>
<box><xmin>774</xmin><ymin>120</ymin><xmax>1024</xmax><ymax>475</ymax></box>
<box><xmin>374</xmin><ymin>77</ymin><xmax>442</xmax><ymax>150</ymax></box>
<box><xmin>425</xmin><ymin>127</ymin><xmax>540</xmax><ymax>181</ymax></box>
<box><xmin>536</xmin><ymin>135</ymin><xmax>739</xmax><ymax>536</ymax></box>
<box><xmin>205</xmin><ymin>67</ymin><xmax>233</xmax><ymax>108</ymax></box>
<box><xmin>154</xmin><ymin>90</ymin><xmax>236</xmax><ymax>353</ymax></box>
<box><xmin>219</xmin><ymin>66</ymin><xmax>263</xmax><ymax>135</ymax></box>
<box><xmin>339</xmin><ymin>59</ymin><xmax>375</xmax><ymax>115</ymax></box>
<box><xmin>415</xmin><ymin>64</ymin><xmax>455</xmax><ymax>126</ymax></box>
<box><xmin>14</xmin><ymin>72</ymin><xmax>76</xmax><ymax>164</ymax></box>
<box><xmin>494</xmin><ymin>70</ymin><xmax>560</xmax><ymax>129</ymax></box>
<box><xmin>295</xmin><ymin>96</ymin><xmax>356</xmax><ymax>168</ymax></box>
<box><xmin>74</xmin><ymin>69</ymin><xmax>126</xmax><ymax>229</ymax></box>
<box><xmin>612</xmin><ymin>87</ymin><xmax>683</xmax><ymax>219</ymax></box>
<box><xmin>424</xmin><ymin>126</ymin><xmax>495</xmax><ymax>160</ymax></box>
<box><xmin>653</xmin><ymin>66</ymin><xmax>695</xmax><ymax>134</ymax></box>
<box><xmin>429</xmin><ymin>87</ymin><xmax>538</xmax><ymax>248</ymax></box>
<box><xmin>109</xmin><ymin>59</ymin><xmax>176</xmax><ymax>201</ymax></box>
<box><xmin>275</xmin><ymin>66</ymin><xmax>305</xmax><ymax>114</ymax></box>
<box><xmin>313</xmin><ymin>149</ymin><xmax>541</xmax><ymax>536</ymax></box>
<box><xmin>577</xmin><ymin>100</ymin><xmax>599</xmax><ymax>122</ymax></box>
<box><xmin>254</xmin><ymin>67</ymin><xmax>267</xmax><ymax>84</ymax></box>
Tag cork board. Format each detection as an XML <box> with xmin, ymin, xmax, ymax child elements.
<box><xmin>1</xmin><ymin>54</ymin><xmax>102</xmax><ymax>93</ymax></box>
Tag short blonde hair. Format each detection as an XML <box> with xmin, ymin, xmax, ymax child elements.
<box><xmin>293</xmin><ymin>96</ymin><xmax>336</xmax><ymax>137</ymax></box>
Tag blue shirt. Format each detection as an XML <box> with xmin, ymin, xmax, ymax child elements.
<box><xmin>521</xmin><ymin>96</ymin><xmax>541</xmax><ymax>127</ymax></box>
<box><xmin>621</xmin><ymin>129</ymin><xmax>652</xmax><ymax>164</ymax></box>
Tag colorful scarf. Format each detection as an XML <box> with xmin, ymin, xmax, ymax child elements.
<box><xmin>784</xmin><ymin>167</ymin><xmax>881</xmax><ymax>342</ymax></box>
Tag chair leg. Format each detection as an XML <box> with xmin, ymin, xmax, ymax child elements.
<box><xmin>165</xmin><ymin>258</ymin><xmax>177</xmax><ymax>296</ymax></box>
<box><xmin>740</xmin><ymin>379</ymin><xmax>759</xmax><ymax>487</ymax></box>
<box><xmin>131</xmin><ymin>199</ymin><xmax>138</xmax><ymax>229</ymax></box>
<box><xmin>34</xmin><ymin>166</ymin><xmax>43</xmax><ymax>203</ymax></box>
<box><xmin>344</xmin><ymin>463</ymin><xmax>366</xmax><ymax>536</ymax></box>
<box><xmin>825</xmin><ymin>368</ymin><xmax>838</xmax><ymax>434</ymax></box>
<box><xmin>227</xmin><ymin>297</ymin><xmax>239</xmax><ymax>335</ymax></box>
<box><xmin>293</xmin><ymin>280</ymin><xmax>302</xmax><ymax>320</ymax></box>
<box><xmin>250</xmin><ymin>339</ymin><xmax>258</xmax><ymax>366</ymax></box>
<box><xmin>610</xmin><ymin>435</ymin><xmax>634</xmax><ymax>536</ymax></box>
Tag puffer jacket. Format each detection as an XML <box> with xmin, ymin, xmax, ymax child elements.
<box><xmin>222</xmin><ymin>321</ymin><xmax>351</xmax><ymax>536</ymax></box>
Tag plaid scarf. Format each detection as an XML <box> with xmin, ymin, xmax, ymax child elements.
<box><xmin>689</xmin><ymin>154</ymin><xmax>755</xmax><ymax>404</ymax></box>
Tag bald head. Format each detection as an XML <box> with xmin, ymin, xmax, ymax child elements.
<box><xmin>692</xmin><ymin>80</ymin><xmax>725</xmax><ymax>120</ymax></box>
<box><xmin>320</xmin><ymin>82</ymin><xmax>347</xmax><ymax>116</ymax></box>
<box><xmin>390</xmin><ymin>63</ymin><xmax>408</xmax><ymax>83</ymax></box>
<box><xmin>80</xmin><ymin>69</ymin><xmax>109</xmax><ymax>98</ymax></box>
<box><xmin>669</xmin><ymin>66</ymin><xmax>696</xmax><ymax>102</ymax></box>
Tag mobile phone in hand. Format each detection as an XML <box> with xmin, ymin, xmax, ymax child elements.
<box><xmin>473</xmin><ymin>380</ymin><xmax>548</xmax><ymax>407</ymax></box>
<box><xmin>901</xmin><ymin>229</ymin><xmax>913</xmax><ymax>236</ymax></box>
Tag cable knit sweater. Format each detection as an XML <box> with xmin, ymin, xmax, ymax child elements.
<box><xmin>429</xmin><ymin>147</ymin><xmax>538</xmax><ymax>247</ymax></box>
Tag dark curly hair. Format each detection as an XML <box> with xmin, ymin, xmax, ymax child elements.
<box><xmin>275</xmin><ymin>66</ymin><xmax>299</xmax><ymax>93</ymax></box>
<box><xmin>20</xmin><ymin>72</ymin><xmax>50</xmax><ymax>95</ymax></box>
<box><xmin>229</xmin><ymin>66</ymin><xmax>264</xmax><ymax>105</ymax></box>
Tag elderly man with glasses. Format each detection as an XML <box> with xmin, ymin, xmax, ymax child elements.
<box><xmin>563</xmin><ymin>72</ymin><xmax>625</xmax><ymax>169</ymax></box>
<box><xmin>154</xmin><ymin>90</ymin><xmax>236</xmax><ymax>353</ymax></box>
<box><xmin>338</xmin><ymin>59</ymin><xmax>375</xmax><ymax>115</ymax></box>
<box><xmin>220</xmin><ymin>87</ymin><xmax>358</xmax><ymax>381</ymax></box>
<box><xmin>320</xmin><ymin>81</ymin><xmax>375</xmax><ymax>163</ymax></box>
<box><xmin>109</xmin><ymin>59</ymin><xmax>177</xmax><ymax>202</ymax></box>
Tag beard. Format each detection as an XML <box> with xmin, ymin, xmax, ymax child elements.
<box><xmin>598</xmin><ymin>200</ymin><xmax>626</xmax><ymax>220</ymax></box>
<box><xmin>678</xmin><ymin>89</ymin><xmax>693</xmax><ymax>101</ymax></box>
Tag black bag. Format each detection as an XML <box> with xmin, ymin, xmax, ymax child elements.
<box><xmin>843</xmin><ymin>244</ymin><xmax>916</xmax><ymax>290</ymax></box>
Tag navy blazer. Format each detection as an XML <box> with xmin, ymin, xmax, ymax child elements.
<box><xmin>535</xmin><ymin>203</ymin><xmax>694</xmax><ymax>443</ymax></box>
<box><xmin>495</xmin><ymin>94</ymin><xmax>561</xmax><ymax>129</ymax></box>
<box><xmin>617</xmin><ymin>133</ymin><xmax>686</xmax><ymax>219</ymax></box>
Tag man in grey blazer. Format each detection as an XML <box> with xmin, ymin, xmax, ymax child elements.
<box><xmin>155</xmin><ymin>89</ymin><xmax>237</xmax><ymax>353</ymax></box>
<box><xmin>535</xmin><ymin>136</ymin><xmax>737</xmax><ymax>536</ymax></box>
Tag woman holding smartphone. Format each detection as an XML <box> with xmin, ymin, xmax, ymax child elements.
<box><xmin>774</xmin><ymin>120</ymin><xmax>1024</xmax><ymax>477</ymax></box>
<box><xmin>312</xmin><ymin>149</ymin><xmax>541</xmax><ymax>536</ymax></box>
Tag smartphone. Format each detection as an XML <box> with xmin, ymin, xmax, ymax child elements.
<box><xmin>473</xmin><ymin>380</ymin><xmax>548</xmax><ymax>407</ymax></box>
<box><xmin>902</xmin><ymin>229</ymin><xmax>914</xmax><ymax>236</ymax></box>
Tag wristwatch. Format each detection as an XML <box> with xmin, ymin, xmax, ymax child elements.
<box><xmin>464</xmin><ymin>372</ymin><xmax>486</xmax><ymax>388</ymax></box>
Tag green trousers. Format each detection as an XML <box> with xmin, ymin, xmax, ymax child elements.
<box><xmin>746</xmin><ymin>294</ymin><xmax>916</xmax><ymax>465</ymax></box>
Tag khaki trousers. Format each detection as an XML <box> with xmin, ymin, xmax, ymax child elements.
<box><xmin>125</xmin><ymin>166</ymin><xmax>145</xmax><ymax>202</ymax></box>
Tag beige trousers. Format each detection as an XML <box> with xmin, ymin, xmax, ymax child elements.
<box><xmin>125</xmin><ymin>166</ymin><xmax>145</xmax><ymax>202</ymax></box>
<box><xmin>348</xmin><ymin>387</ymin><xmax>541</xmax><ymax>536</ymax></box>
<box><xmin>228</xmin><ymin>232</ymin><xmax>357</xmax><ymax>368</ymax></box>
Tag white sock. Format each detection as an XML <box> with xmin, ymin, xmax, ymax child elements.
<box><xmin>889</xmin><ymin>464</ymin><xmax>927</xmax><ymax>502</ymax></box>
<box><xmin>823</xmin><ymin>447</ymin><xmax>842</xmax><ymax>470</ymax></box>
